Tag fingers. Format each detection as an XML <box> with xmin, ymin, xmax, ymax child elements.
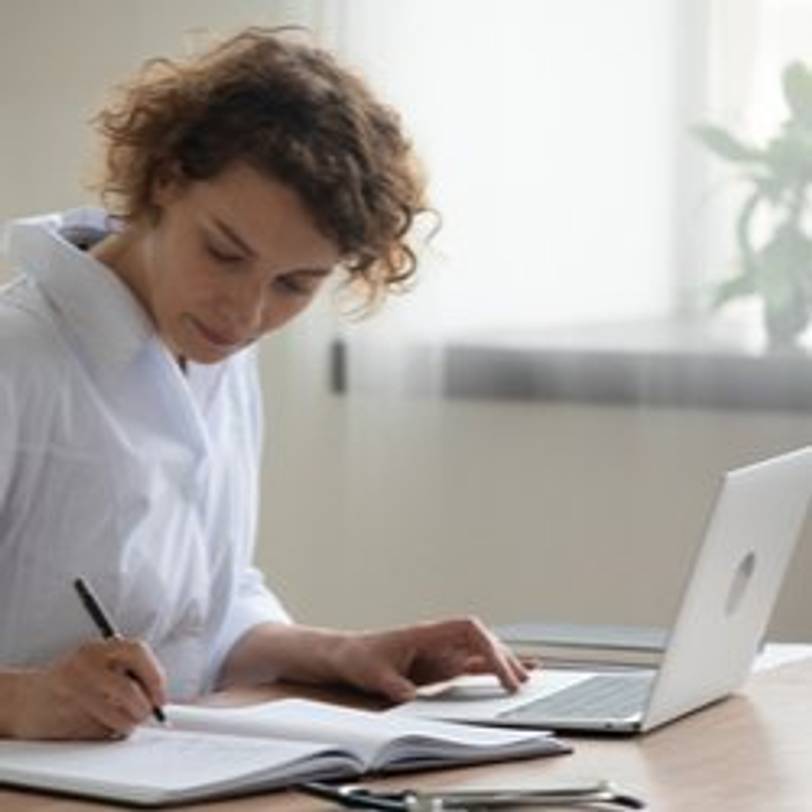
<box><xmin>115</xmin><ymin>638</ymin><xmax>168</xmax><ymax>712</ymax></box>
<box><xmin>53</xmin><ymin>638</ymin><xmax>166</xmax><ymax>736</ymax></box>
<box><xmin>333</xmin><ymin>617</ymin><xmax>532</xmax><ymax>705</ymax></box>
<box><xmin>369</xmin><ymin>670</ymin><xmax>418</xmax><ymax>704</ymax></box>
<box><xmin>79</xmin><ymin>673</ymin><xmax>146</xmax><ymax>735</ymax></box>
<box><xmin>403</xmin><ymin>616</ymin><xmax>529</xmax><ymax>693</ymax></box>
<box><xmin>456</xmin><ymin>617</ymin><xmax>528</xmax><ymax>692</ymax></box>
<box><xmin>85</xmin><ymin>667</ymin><xmax>155</xmax><ymax>730</ymax></box>
<box><xmin>99</xmin><ymin>639</ymin><xmax>167</xmax><ymax>724</ymax></box>
<box><xmin>464</xmin><ymin>650</ymin><xmax>534</xmax><ymax>685</ymax></box>
<box><xmin>518</xmin><ymin>654</ymin><xmax>542</xmax><ymax>671</ymax></box>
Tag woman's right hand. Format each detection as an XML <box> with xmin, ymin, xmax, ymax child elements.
<box><xmin>3</xmin><ymin>638</ymin><xmax>167</xmax><ymax>740</ymax></box>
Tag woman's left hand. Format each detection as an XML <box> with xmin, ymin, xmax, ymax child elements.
<box><xmin>331</xmin><ymin>616</ymin><xmax>530</xmax><ymax>703</ymax></box>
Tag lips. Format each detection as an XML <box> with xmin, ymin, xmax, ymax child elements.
<box><xmin>187</xmin><ymin>316</ymin><xmax>244</xmax><ymax>350</ymax></box>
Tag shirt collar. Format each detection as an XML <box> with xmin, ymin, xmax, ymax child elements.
<box><xmin>3</xmin><ymin>207</ymin><xmax>156</xmax><ymax>371</ymax></box>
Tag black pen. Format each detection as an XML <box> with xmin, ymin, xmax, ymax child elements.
<box><xmin>73</xmin><ymin>577</ymin><xmax>166</xmax><ymax>724</ymax></box>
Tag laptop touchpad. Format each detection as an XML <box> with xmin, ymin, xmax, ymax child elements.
<box><xmin>390</xmin><ymin>671</ymin><xmax>593</xmax><ymax>721</ymax></box>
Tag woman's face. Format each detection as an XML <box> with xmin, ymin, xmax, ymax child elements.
<box><xmin>121</xmin><ymin>162</ymin><xmax>341</xmax><ymax>364</ymax></box>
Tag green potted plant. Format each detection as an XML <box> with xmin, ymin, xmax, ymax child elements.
<box><xmin>695</xmin><ymin>60</ymin><xmax>812</xmax><ymax>348</ymax></box>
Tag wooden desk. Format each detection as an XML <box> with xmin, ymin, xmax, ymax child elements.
<box><xmin>1</xmin><ymin>659</ymin><xmax>810</xmax><ymax>811</ymax></box>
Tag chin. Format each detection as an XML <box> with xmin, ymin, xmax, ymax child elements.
<box><xmin>172</xmin><ymin>315</ymin><xmax>254</xmax><ymax>364</ymax></box>
<box><xmin>185</xmin><ymin>345</ymin><xmax>240</xmax><ymax>365</ymax></box>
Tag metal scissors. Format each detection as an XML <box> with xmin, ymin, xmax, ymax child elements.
<box><xmin>297</xmin><ymin>779</ymin><xmax>646</xmax><ymax>810</ymax></box>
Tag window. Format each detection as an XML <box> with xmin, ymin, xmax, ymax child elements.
<box><xmin>328</xmin><ymin>0</ymin><xmax>704</xmax><ymax>337</ymax></box>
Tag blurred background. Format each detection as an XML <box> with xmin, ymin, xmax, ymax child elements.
<box><xmin>2</xmin><ymin>0</ymin><xmax>811</xmax><ymax>640</ymax></box>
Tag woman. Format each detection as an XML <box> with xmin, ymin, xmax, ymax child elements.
<box><xmin>0</xmin><ymin>27</ymin><xmax>527</xmax><ymax>740</ymax></box>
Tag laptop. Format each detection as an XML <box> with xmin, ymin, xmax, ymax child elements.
<box><xmin>390</xmin><ymin>447</ymin><xmax>812</xmax><ymax>734</ymax></box>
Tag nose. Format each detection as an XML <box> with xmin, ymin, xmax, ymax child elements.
<box><xmin>217</xmin><ymin>275</ymin><xmax>266</xmax><ymax>334</ymax></box>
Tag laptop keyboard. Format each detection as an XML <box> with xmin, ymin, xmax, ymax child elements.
<box><xmin>499</xmin><ymin>674</ymin><xmax>654</xmax><ymax>722</ymax></box>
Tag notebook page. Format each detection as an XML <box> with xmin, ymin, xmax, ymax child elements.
<box><xmin>167</xmin><ymin>698</ymin><xmax>559</xmax><ymax>769</ymax></box>
<box><xmin>168</xmin><ymin>700</ymin><xmax>385</xmax><ymax>763</ymax></box>
<box><xmin>0</xmin><ymin>726</ymin><xmax>355</xmax><ymax>804</ymax></box>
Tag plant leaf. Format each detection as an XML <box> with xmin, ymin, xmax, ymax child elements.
<box><xmin>711</xmin><ymin>273</ymin><xmax>757</xmax><ymax>309</ymax></box>
<box><xmin>783</xmin><ymin>61</ymin><xmax>812</xmax><ymax>129</ymax></box>
<box><xmin>692</xmin><ymin>124</ymin><xmax>763</xmax><ymax>163</ymax></box>
<box><xmin>752</xmin><ymin>174</ymin><xmax>786</xmax><ymax>204</ymax></box>
<box><xmin>749</xmin><ymin>227</ymin><xmax>812</xmax><ymax>330</ymax></box>
<box><xmin>764</xmin><ymin>130</ymin><xmax>812</xmax><ymax>181</ymax></box>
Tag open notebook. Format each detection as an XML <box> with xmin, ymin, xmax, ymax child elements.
<box><xmin>0</xmin><ymin>698</ymin><xmax>568</xmax><ymax>807</ymax></box>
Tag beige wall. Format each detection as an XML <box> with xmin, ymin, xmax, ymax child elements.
<box><xmin>0</xmin><ymin>0</ymin><xmax>321</xmax><ymax>275</ymax></box>
<box><xmin>260</xmin><ymin>381</ymin><xmax>812</xmax><ymax>641</ymax></box>
<box><xmin>2</xmin><ymin>1</ymin><xmax>810</xmax><ymax>644</ymax></box>
<box><xmin>0</xmin><ymin>0</ymin><xmax>324</xmax><ymax>217</ymax></box>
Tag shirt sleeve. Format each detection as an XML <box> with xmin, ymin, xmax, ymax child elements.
<box><xmin>0</xmin><ymin>326</ymin><xmax>30</xmax><ymax>516</ymax></box>
<box><xmin>206</xmin><ymin>566</ymin><xmax>292</xmax><ymax>689</ymax></box>
<box><xmin>0</xmin><ymin>374</ymin><xmax>16</xmax><ymax>516</ymax></box>
<box><xmin>204</xmin><ymin>347</ymin><xmax>293</xmax><ymax>689</ymax></box>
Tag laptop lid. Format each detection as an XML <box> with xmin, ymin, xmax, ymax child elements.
<box><xmin>640</xmin><ymin>446</ymin><xmax>812</xmax><ymax>730</ymax></box>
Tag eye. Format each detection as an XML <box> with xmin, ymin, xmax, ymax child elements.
<box><xmin>274</xmin><ymin>275</ymin><xmax>314</xmax><ymax>296</ymax></box>
<box><xmin>204</xmin><ymin>238</ymin><xmax>243</xmax><ymax>264</ymax></box>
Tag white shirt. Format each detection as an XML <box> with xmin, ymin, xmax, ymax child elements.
<box><xmin>0</xmin><ymin>208</ymin><xmax>290</xmax><ymax>699</ymax></box>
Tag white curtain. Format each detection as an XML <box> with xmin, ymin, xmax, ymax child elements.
<box><xmin>317</xmin><ymin>0</ymin><xmax>702</xmax><ymax>396</ymax></box>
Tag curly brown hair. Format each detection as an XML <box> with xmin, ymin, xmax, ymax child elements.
<box><xmin>92</xmin><ymin>27</ymin><xmax>430</xmax><ymax>310</ymax></box>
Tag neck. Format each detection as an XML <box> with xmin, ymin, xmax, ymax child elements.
<box><xmin>90</xmin><ymin>229</ymin><xmax>151</xmax><ymax>314</ymax></box>
<box><xmin>91</xmin><ymin>230</ymin><xmax>185</xmax><ymax>370</ymax></box>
